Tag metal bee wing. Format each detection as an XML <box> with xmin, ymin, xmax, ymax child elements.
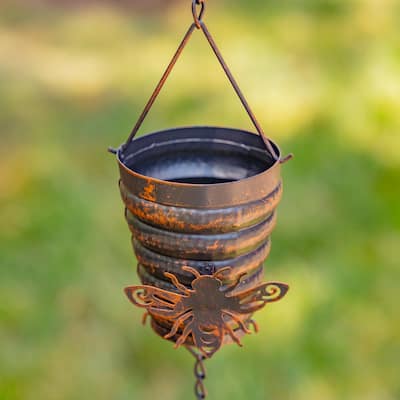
<box><xmin>226</xmin><ymin>281</ymin><xmax>289</xmax><ymax>314</ymax></box>
<box><xmin>124</xmin><ymin>285</ymin><xmax>186</xmax><ymax>320</ymax></box>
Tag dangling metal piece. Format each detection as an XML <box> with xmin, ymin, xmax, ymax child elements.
<box><xmin>187</xmin><ymin>346</ymin><xmax>208</xmax><ymax>399</ymax></box>
<box><xmin>111</xmin><ymin>1</ymin><xmax>292</xmax><ymax>398</ymax></box>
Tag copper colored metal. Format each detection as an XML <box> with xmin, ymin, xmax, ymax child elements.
<box><xmin>117</xmin><ymin>126</ymin><xmax>285</xmax><ymax>318</ymax></box>
<box><xmin>125</xmin><ymin>267</ymin><xmax>288</xmax><ymax>358</ymax></box>
<box><xmin>110</xmin><ymin>1</ymin><xmax>291</xmax><ymax>398</ymax></box>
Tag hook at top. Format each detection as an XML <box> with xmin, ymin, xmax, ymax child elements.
<box><xmin>192</xmin><ymin>0</ymin><xmax>206</xmax><ymax>29</ymax></box>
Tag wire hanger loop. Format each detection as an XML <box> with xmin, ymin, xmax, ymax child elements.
<box><xmin>192</xmin><ymin>0</ymin><xmax>206</xmax><ymax>29</ymax></box>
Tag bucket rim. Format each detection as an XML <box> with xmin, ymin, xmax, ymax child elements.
<box><xmin>116</xmin><ymin>126</ymin><xmax>282</xmax><ymax>208</ymax></box>
<box><xmin>117</xmin><ymin>125</ymin><xmax>281</xmax><ymax>187</ymax></box>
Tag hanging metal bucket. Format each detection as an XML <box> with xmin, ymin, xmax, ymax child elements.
<box><xmin>116</xmin><ymin>125</ymin><xmax>285</xmax><ymax>342</ymax></box>
<box><xmin>110</xmin><ymin>2</ymin><xmax>291</xmax><ymax>397</ymax></box>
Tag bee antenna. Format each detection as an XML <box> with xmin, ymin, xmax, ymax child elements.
<box><xmin>182</xmin><ymin>266</ymin><xmax>201</xmax><ymax>279</ymax></box>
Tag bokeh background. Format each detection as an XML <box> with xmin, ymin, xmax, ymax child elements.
<box><xmin>1</xmin><ymin>0</ymin><xmax>399</xmax><ymax>399</ymax></box>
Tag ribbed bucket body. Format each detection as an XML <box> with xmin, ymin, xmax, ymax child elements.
<box><xmin>117</xmin><ymin>126</ymin><xmax>282</xmax><ymax>343</ymax></box>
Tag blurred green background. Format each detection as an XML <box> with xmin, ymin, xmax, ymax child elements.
<box><xmin>1</xmin><ymin>0</ymin><xmax>399</xmax><ymax>399</ymax></box>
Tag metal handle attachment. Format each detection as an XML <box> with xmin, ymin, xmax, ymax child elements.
<box><xmin>121</xmin><ymin>0</ymin><xmax>290</xmax><ymax>162</ymax></box>
<box><xmin>192</xmin><ymin>0</ymin><xmax>205</xmax><ymax>29</ymax></box>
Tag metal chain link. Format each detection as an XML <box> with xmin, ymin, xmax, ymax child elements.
<box><xmin>187</xmin><ymin>346</ymin><xmax>208</xmax><ymax>399</ymax></box>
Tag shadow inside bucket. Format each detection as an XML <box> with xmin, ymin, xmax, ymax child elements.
<box><xmin>169</xmin><ymin>177</ymin><xmax>236</xmax><ymax>184</ymax></box>
<box><xmin>122</xmin><ymin>127</ymin><xmax>276</xmax><ymax>185</ymax></box>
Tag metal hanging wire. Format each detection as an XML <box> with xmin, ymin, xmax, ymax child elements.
<box><xmin>121</xmin><ymin>0</ymin><xmax>290</xmax><ymax>163</ymax></box>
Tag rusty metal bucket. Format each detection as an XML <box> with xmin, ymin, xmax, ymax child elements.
<box><xmin>110</xmin><ymin>2</ymin><xmax>291</xmax><ymax>397</ymax></box>
<box><xmin>116</xmin><ymin>125</ymin><xmax>284</xmax><ymax>341</ymax></box>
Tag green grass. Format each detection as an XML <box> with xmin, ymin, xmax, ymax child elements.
<box><xmin>0</xmin><ymin>1</ymin><xmax>399</xmax><ymax>399</ymax></box>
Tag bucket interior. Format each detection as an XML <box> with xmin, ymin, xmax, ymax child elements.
<box><xmin>120</xmin><ymin>127</ymin><xmax>278</xmax><ymax>184</ymax></box>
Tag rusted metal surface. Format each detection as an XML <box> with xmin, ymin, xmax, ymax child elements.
<box><xmin>116</xmin><ymin>126</ymin><xmax>286</xmax><ymax>347</ymax></box>
<box><xmin>125</xmin><ymin>267</ymin><xmax>289</xmax><ymax>358</ymax></box>
<box><xmin>127</xmin><ymin>211</ymin><xmax>276</xmax><ymax>259</ymax></box>
<box><xmin>132</xmin><ymin>238</ymin><xmax>271</xmax><ymax>284</ymax></box>
<box><xmin>118</xmin><ymin>126</ymin><xmax>282</xmax><ymax>208</ymax></box>
<box><xmin>121</xmin><ymin>180</ymin><xmax>283</xmax><ymax>233</ymax></box>
<box><xmin>116</xmin><ymin>125</ymin><xmax>287</xmax><ymax>353</ymax></box>
<box><xmin>110</xmin><ymin>1</ymin><xmax>292</xmax><ymax>397</ymax></box>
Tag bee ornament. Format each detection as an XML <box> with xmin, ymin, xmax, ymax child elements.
<box><xmin>125</xmin><ymin>267</ymin><xmax>289</xmax><ymax>358</ymax></box>
<box><xmin>110</xmin><ymin>0</ymin><xmax>292</xmax><ymax>398</ymax></box>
